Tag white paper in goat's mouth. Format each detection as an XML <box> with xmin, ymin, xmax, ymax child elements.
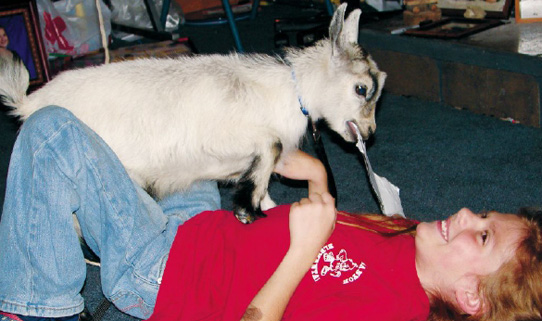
<box><xmin>347</xmin><ymin>121</ymin><xmax>405</xmax><ymax>218</ymax></box>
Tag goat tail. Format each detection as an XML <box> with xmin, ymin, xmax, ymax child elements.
<box><xmin>0</xmin><ymin>55</ymin><xmax>30</xmax><ymax>114</ymax></box>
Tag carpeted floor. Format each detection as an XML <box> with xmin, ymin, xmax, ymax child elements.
<box><xmin>1</xmin><ymin>1</ymin><xmax>541</xmax><ymax>320</ymax></box>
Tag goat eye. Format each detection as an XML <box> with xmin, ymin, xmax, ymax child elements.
<box><xmin>355</xmin><ymin>84</ymin><xmax>367</xmax><ymax>97</ymax></box>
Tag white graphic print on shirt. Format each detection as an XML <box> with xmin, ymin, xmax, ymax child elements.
<box><xmin>311</xmin><ymin>243</ymin><xmax>366</xmax><ymax>284</ymax></box>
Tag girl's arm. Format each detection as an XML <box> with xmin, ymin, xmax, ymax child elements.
<box><xmin>241</xmin><ymin>161</ymin><xmax>336</xmax><ymax>320</ymax></box>
<box><xmin>273</xmin><ymin>150</ymin><xmax>328</xmax><ymax>195</ymax></box>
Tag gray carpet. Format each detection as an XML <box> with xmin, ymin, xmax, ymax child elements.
<box><xmin>1</xmin><ymin>2</ymin><xmax>541</xmax><ymax>320</ymax></box>
<box><xmin>262</xmin><ymin>92</ymin><xmax>542</xmax><ymax>223</ymax></box>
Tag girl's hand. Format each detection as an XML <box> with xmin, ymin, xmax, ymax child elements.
<box><xmin>241</xmin><ymin>192</ymin><xmax>336</xmax><ymax>321</ymax></box>
<box><xmin>274</xmin><ymin>150</ymin><xmax>328</xmax><ymax>195</ymax></box>
<box><xmin>288</xmin><ymin>192</ymin><xmax>336</xmax><ymax>258</ymax></box>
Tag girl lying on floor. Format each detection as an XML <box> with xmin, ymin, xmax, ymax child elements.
<box><xmin>0</xmin><ymin>106</ymin><xmax>541</xmax><ymax>321</ymax></box>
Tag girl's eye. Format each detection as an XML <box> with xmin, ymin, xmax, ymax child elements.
<box><xmin>355</xmin><ymin>85</ymin><xmax>367</xmax><ymax>97</ymax></box>
<box><xmin>480</xmin><ymin>212</ymin><xmax>489</xmax><ymax>218</ymax></box>
<box><xmin>481</xmin><ymin>231</ymin><xmax>489</xmax><ymax>244</ymax></box>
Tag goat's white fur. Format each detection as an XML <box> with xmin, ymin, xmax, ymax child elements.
<box><xmin>0</xmin><ymin>4</ymin><xmax>386</xmax><ymax>222</ymax></box>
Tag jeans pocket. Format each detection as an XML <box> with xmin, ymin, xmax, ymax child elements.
<box><xmin>107</xmin><ymin>253</ymin><xmax>168</xmax><ymax>319</ymax></box>
<box><xmin>133</xmin><ymin>252</ymin><xmax>169</xmax><ymax>286</ymax></box>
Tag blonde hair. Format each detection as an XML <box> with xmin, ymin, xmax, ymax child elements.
<box><xmin>336</xmin><ymin>211</ymin><xmax>417</xmax><ymax>235</ymax></box>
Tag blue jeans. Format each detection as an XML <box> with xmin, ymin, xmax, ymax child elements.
<box><xmin>0</xmin><ymin>107</ymin><xmax>220</xmax><ymax>319</ymax></box>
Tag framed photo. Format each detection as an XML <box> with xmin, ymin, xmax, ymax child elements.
<box><xmin>0</xmin><ymin>0</ymin><xmax>50</xmax><ymax>90</ymax></box>
<box><xmin>437</xmin><ymin>0</ymin><xmax>513</xmax><ymax>19</ymax></box>
<box><xmin>404</xmin><ymin>18</ymin><xmax>504</xmax><ymax>38</ymax></box>
<box><xmin>515</xmin><ymin>0</ymin><xmax>542</xmax><ymax>22</ymax></box>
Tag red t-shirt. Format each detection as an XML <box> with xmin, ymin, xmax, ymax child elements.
<box><xmin>147</xmin><ymin>205</ymin><xmax>430</xmax><ymax>321</ymax></box>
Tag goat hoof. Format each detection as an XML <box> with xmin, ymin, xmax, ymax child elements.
<box><xmin>234</xmin><ymin>208</ymin><xmax>267</xmax><ymax>224</ymax></box>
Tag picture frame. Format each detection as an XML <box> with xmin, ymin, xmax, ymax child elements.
<box><xmin>0</xmin><ymin>0</ymin><xmax>50</xmax><ymax>90</ymax></box>
<box><xmin>515</xmin><ymin>0</ymin><xmax>542</xmax><ymax>23</ymax></box>
<box><xmin>404</xmin><ymin>18</ymin><xmax>504</xmax><ymax>38</ymax></box>
<box><xmin>437</xmin><ymin>0</ymin><xmax>513</xmax><ymax>19</ymax></box>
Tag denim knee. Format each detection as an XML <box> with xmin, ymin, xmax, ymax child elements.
<box><xmin>17</xmin><ymin>106</ymin><xmax>83</xmax><ymax>150</ymax></box>
<box><xmin>22</xmin><ymin>106</ymin><xmax>77</xmax><ymax>133</ymax></box>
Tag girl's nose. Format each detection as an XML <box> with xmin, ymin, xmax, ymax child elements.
<box><xmin>456</xmin><ymin>207</ymin><xmax>478</xmax><ymax>226</ymax></box>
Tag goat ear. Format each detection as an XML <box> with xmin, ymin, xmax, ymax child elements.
<box><xmin>340</xmin><ymin>9</ymin><xmax>361</xmax><ymax>49</ymax></box>
<box><xmin>329</xmin><ymin>3</ymin><xmax>347</xmax><ymax>56</ymax></box>
<box><xmin>329</xmin><ymin>4</ymin><xmax>362</xmax><ymax>57</ymax></box>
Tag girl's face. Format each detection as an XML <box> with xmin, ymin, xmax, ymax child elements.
<box><xmin>415</xmin><ymin>208</ymin><xmax>526</xmax><ymax>299</ymax></box>
<box><xmin>0</xmin><ymin>28</ymin><xmax>8</xmax><ymax>48</ymax></box>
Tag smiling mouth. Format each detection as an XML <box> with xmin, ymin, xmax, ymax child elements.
<box><xmin>440</xmin><ymin>219</ymin><xmax>449</xmax><ymax>242</ymax></box>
